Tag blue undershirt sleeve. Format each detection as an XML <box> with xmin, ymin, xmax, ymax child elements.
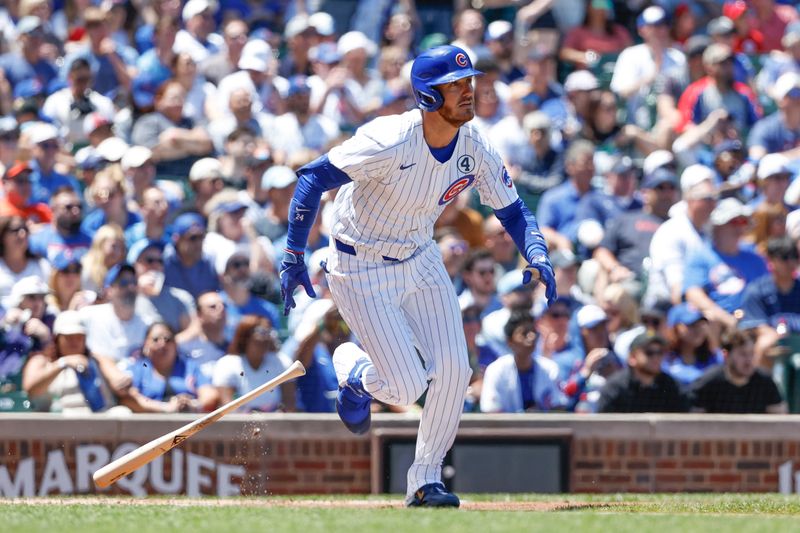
<box><xmin>493</xmin><ymin>198</ymin><xmax>548</xmax><ymax>263</ymax></box>
<box><xmin>285</xmin><ymin>155</ymin><xmax>352</xmax><ymax>253</ymax></box>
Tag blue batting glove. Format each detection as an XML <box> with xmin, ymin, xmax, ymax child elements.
<box><xmin>523</xmin><ymin>253</ymin><xmax>557</xmax><ymax>307</ymax></box>
<box><xmin>279</xmin><ymin>250</ymin><xmax>317</xmax><ymax>316</ymax></box>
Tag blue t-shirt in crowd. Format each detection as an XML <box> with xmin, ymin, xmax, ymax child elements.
<box><xmin>81</xmin><ymin>209</ymin><xmax>142</xmax><ymax>237</ymax></box>
<box><xmin>0</xmin><ymin>53</ymin><xmax>57</xmax><ymax>89</ymax></box>
<box><xmin>683</xmin><ymin>245</ymin><xmax>768</xmax><ymax>313</ymax></box>
<box><xmin>129</xmin><ymin>354</ymin><xmax>209</xmax><ymax>401</ymax></box>
<box><xmin>747</xmin><ymin>112</ymin><xmax>800</xmax><ymax>154</ymax></box>
<box><xmin>162</xmin><ymin>245</ymin><xmax>220</xmax><ymax>300</ymax></box>
<box><xmin>28</xmin><ymin>226</ymin><xmax>93</xmax><ymax>263</ymax></box>
<box><xmin>536</xmin><ymin>180</ymin><xmax>586</xmax><ymax>240</ymax></box>
<box><xmin>575</xmin><ymin>191</ymin><xmax>643</xmax><ymax>229</ymax></box>
<box><xmin>295</xmin><ymin>344</ymin><xmax>338</xmax><ymax>413</ymax></box>
<box><xmin>62</xmin><ymin>47</ymin><xmax>139</xmax><ymax>98</ymax></box>
<box><xmin>740</xmin><ymin>275</ymin><xmax>800</xmax><ymax>332</ymax></box>
<box><xmin>29</xmin><ymin>162</ymin><xmax>81</xmax><ymax>206</ymax></box>
<box><xmin>662</xmin><ymin>350</ymin><xmax>724</xmax><ymax>386</ymax></box>
<box><xmin>518</xmin><ymin>364</ymin><xmax>536</xmax><ymax>410</ymax></box>
<box><xmin>221</xmin><ymin>291</ymin><xmax>280</xmax><ymax>339</ymax></box>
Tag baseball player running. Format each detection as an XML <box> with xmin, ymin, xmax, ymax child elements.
<box><xmin>280</xmin><ymin>45</ymin><xmax>556</xmax><ymax>507</ymax></box>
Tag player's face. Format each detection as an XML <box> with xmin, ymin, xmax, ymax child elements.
<box><xmin>435</xmin><ymin>76</ymin><xmax>475</xmax><ymax>126</ymax></box>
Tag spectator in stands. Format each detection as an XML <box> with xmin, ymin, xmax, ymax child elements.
<box><xmin>22</xmin><ymin>310</ymin><xmax>119</xmax><ymax>413</ymax></box>
<box><xmin>213</xmin><ymin>315</ymin><xmax>294</xmax><ymax>412</ymax></box>
<box><xmin>135</xmin><ymin>16</ymin><xmax>177</xmax><ymax>85</ymax></box>
<box><xmin>756</xmin><ymin>23</ymin><xmax>800</xmax><ymax>100</ymax></box>
<box><xmin>458</xmin><ymin>249</ymin><xmax>501</xmax><ymax>318</ymax></box>
<box><xmin>597</xmin><ymin>330</ymin><xmax>688</xmax><ymax>413</ymax></box>
<box><xmin>539</xmin><ymin>296</ymin><xmax>585</xmax><ymax>382</ymax></box>
<box><xmin>593</xmin><ymin>167</ymin><xmax>678</xmax><ymax>295</ymax></box>
<box><xmin>481</xmin><ymin>269</ymin><xmax>536</xmax><ymax>357</ymax></box>
<box><xmin>747</xmin><ymin>72</ymin><xmax>800</xmax><ymax>160</ymax></box>
<box><xmin>82</xmin><ymin>166</ymin><xmax>141</xmax><ymax>236</ymax></box>
<box><xmin>663</xmin><ymin>303</ymin><xmax>722</xmax><ymax>386</ymax></box>
<box><xmin>434</xmin><ymin>195</ymin><xmax>484</xmax><ymax>250</ymax></box>
<box><xmin>750</xmin><ymin>154</ymin><xmax>792</xmax><ymax>210</ymax></box>
<box><xmin>289</xmin><ymin>298</ymin><xmax>346</xmax><ymax>412</ymax></box>
<box><xmin>0</xmin><ymin>118</ymin><xmax>20</xmax><ymax>169</ymax></box>
<box><xmin>255</xmin><ymin>165</ymin><xmax>296</xmax><ymax>243</ymax></box>
<box><xmin>80</xmin><ymin>263</ymin><xmax>147</xmax><ymax>361</ymax></box>
<box><xmin>124</xmin><ymin>322</ymin><xmax>217</xmax><ymax>413</ymax></box>
<box><xmin>27</xmin><ymin>122</ymin><xmax>80</xmax><ymax>205</ymax></box>
<box><xmin>173</xmin><ymin>0</ymin><xmax>222</xmax><ymax>64</ymax></box>
<box><xmin>646</xmin><ymin>165</ymin><xmax>717</xmax><ymax>306</ymax></box>
<box><xmin>480</xmin><ymin>310</ymin><xmax>566</xmax><ymax>413</ymax></box>
<box><xmin>0</xmin><ymin>16</ymin><xmax>57</xmax><ymax>89</ymax></box>
<box><xmin>746</xmin><ymin>203</ymin><xmax>789</xmax><ymax>256</ymax></box>
<box><xmin>208</xmin><ymin>87</ymin><xmax>272</xmax><ymax>153</ymax></box>
<box><xmin>0</xmin><ymin>216</ymin><xmax>49</xmax><ymax>299</ymax></box>
<box><xmin>61</xmin><ymin>6</ymin><xmax>137</xmax><ymax>97</ymax></box>
<box><xmin>746</xmin><ymin>0</ymin><xmax>799</xmax><ymax>52</ymax></box>
<box><xmin>217</xmin><ymin>39</ymin><xmax>286</xmax><ymax>116</ymax></box>
<box><xmin>177</xmin><ymin>290</ymin><xmax>229</xmax><ymax>379</ymax></box>
<box><xmin>128</xmin><ymin>239</ymin><xmax>196</xmax><ymax>336</ymax></box>
<box><xmin>537</xmin><ymin>139</ymin><xmax>596</xmax><ymax>250</ymax></box>
<box><xmin>462</xmin><ymin>304</ymin><xmax>495</xmax><ymax>411</ymax></box>
<box><xmin>575</xmin><ymin>156</ymin><xmax>641</xmax><ymax>229</ymax></box>
<box><xmin>172</xmin><ymin>52</ymin><xmax>217</xmax><ymax>126</ymax></box>
<box><xmin>203</xmin><ymin>190</ymin><xmax>273</xmax><ymax>274</ymax></box>
<box><xmin>201</xmin><ymin>18</ymin><xmax>248</xmax><ymax>84</ymax></box>
<box><xmin>684</xmin><ymin>198</ymin><xmax>768</xmax><ymax>332</ymax></box>
<box><xmin>80</xmin><ymin>223</ymin><xmax>126</xmax><ymax>294</ymax></box>
<box><xmin>741</xmin><ymin>237</ymin><xmax>800</xmax><ymax>365</ymax></box>
<box><xmin>120</xmin><ymin>146</ymin><xmax>156</xmax><ymax>209</ymax></box>
<box><xmin>28</xmin><ymin>188</ymin><xmax>91</xmax><ymax>263</ymax></box>
<box><xmin>3</xmin><ymin>274</ymin><xmax>54</xmax><ymax>344</ymax></box>
<box><xmin>706</xmin><ymin>17</ymin><xmax>757</xmax><ymax>85</ymax></box>
<box><xmin>689</xmin><ymin>328</ymin><xmax>787</xmax><ymax>413</ymax></box>
<box><xmin>43</xmin><ymin>58</ymin><xmax>114</xmax><ymax>149</ymax></box>
<box><xmin>437</xmin><ymin>229</ymin><xmax>469</xmax><ymax>285</ymax></box>
<box><xmin>46</xmin><ymin>249</ymin><xmax>94</xmax><ymax>312</ymax></box>
<box><xmin>482</xmin><ymin>215</ymin><xmax>519</xmax><ymax>274</ymax></box>
<box><xmin>676</xmin><ymin>44</ymin><xmax>760</xmax><ymax>135</ymax></box>
<box><xmin>267</xmin><ymin>75</ymin><xmax>340</xmax><ymax>158</ymax></box>
<box><xmin>163</xmin><ymin>213</ymin><xmax>220</xmax><ymax>299</ymax></box>
<box><xmin>484</xmin><ymin>20</ymin><xmax>522</xmax><ymax>84</ymax></box>
<box><xmin>0</xmin><ymin>162</ymin><xmax>51</xmax><ymax>223</ymax></box>
<box><xmin>218</xmin><ymin>245</ymin><xmax>280</xmax><ymax>340</ymax></box>
<box><xmin>131</xmin><ymin>80</ymin><xmax>214</xmax><ymax>179</ymax></box>
<box><xmin>280</xmin><ymin>15</ymin><xmax>316</xmax><ymax>79</ymax></box>
<box><xmin>560</xmin><ymin>0</ymin><xmax>633</xmax><ymax>69</ymax></box>
<box><xmin>182</xmin><ymin>158</ymin><xmax>226</xmax><ymax>218</ymax></box>
<box><xmin>124</xmin><ymin>185</ymin><xmax>168</xmax><ymax>247</ymax></box>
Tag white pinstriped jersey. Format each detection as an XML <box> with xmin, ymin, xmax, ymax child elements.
<box><xmin>327</xmin><ymin>109</ymin><xmax>519</xmax><ymax>261</ymax></box>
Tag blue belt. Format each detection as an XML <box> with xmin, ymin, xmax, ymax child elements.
<box><xmin>335</xmin><ymin>239</ymin><xmax>398</xmax><ymax>262</ymax></box>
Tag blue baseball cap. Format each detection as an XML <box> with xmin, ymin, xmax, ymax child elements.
<box><xmin>103</xmin><ymin>263</ymin><xmax>136</xmax><ymax>289</ymax></box>
<box><xmin>667</xmin><ymin>303</ymin><xmax>704</xmax><ymax>328</ymax></box>
<box><xmin>287</xmin><ymin>75</ymin><xmax>311</xmax><ymax>96</ymax></box>
<box><xmin>497</xmin><ymin>269</ymin><xmax>532</xmax><ymax>296</ymax></box>
<box><xmin>214</xmin><ymin>200</ymin><xmax>247</xmax><ymax>215</ymax></box>
<box><xmin>310</xmin><ymin>42</ymin><xmax>341</xmax><ymax>64</ymax></box>
<box><xmin>13</xmin><ymin>79</ymin><xmax>44</xmax><ymax>100</ymax></box>
<box><xmin>127</xmin><ymin>239</ymin><xmax>165</xmax><ymax>264</ymax></box>
<box><xmin>171</xmin><ymin>212</ymin><xmax>206</xmax><ymax>237</ymax></box>
<box><xmin>52</xmin><ymin>249</ymin><xmax>85</xmax><ymax>271</ymax></box>
<box><xmin>641</xmin><ymin>167</ymin><xmax>679</xmax><ymax>190</ymax></box>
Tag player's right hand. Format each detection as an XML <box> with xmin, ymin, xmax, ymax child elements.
<box><xmin>280</xmin><ymin>250</ymin><xmax>317</xmax><ymax>316</ymax></box>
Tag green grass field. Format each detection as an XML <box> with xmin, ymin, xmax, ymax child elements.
<box><xmin>3</xmin><ymin>494</ymin><xmax>800</xmax><ymax>533</ymax></box>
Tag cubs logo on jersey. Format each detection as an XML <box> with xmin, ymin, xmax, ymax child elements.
<box><xmin>501</xmin><ymin>166</ymin><xmax>513</xmax><ymax>188</ymax></box>
<box><xmin>439</xmin><ymin>175</ymin><xmax>474</xmax><ymax>205</ymax></box>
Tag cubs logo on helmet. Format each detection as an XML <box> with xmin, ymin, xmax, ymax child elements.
<box><xmin>438</xmin><ymin>175</ymin><xmax>475</xmax><ymax>205</ymax></box>
<box><xmin>410</xmin><ymin>45</ymin><xmax>483</xmax><ymax>112</ymax></box>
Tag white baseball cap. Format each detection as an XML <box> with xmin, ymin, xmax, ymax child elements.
<box><xmin>576</xmin><ymin>305</ymin><xmax>607</xmax><ymax>329</ymax></box>
<box><xmin>261</xmin><ymin>165</ymin><xmax>297</xmax><ymax>190</ymax></box>
<box><xmin>564</xmin><ymin>70</ymin><xmax>599</xmax><ymax>92</ymax></box>
<box><xmin>337</xmin><ymin>31</ymin><xmax>377</xmax><ymax>57</ymax></box>
<box><xmin>710</xmin><ymin>197</ymin><xmax>752</xmax><ymax>226</ymax></box>
<box><xmin>757</xmin><ymin>153</ymin><xmax>791</xmax><ymax>180</ymax></box>
<box><xmin>775</xmin><ymin>72</ymin><xmax>800</xmax><ymax>100</ymax></box>
<box><xmin>82</xmin><ymin>112</ymin><xmax>112</xmax><ymax>136</ymax></box>
<box><xmin>238</xmin><ymin>39</ymin><xmax>272</xmax><ymax>72</ymax></box>
<box><xmin>27</xmin><ymin>122</ymin><xmax>60</xmax><ymax>145</ymax></box>
<box><xmin>53</xmin><ymin>310</ymin><xmax>86</xmax><ymax>336</ymax></box>
<box><xmin>182</xmin><ymin>0</ymin><xmax>217</xmax><ymax>22</ymax></box>
<box><xmin>285</xmin><ymin>15</ymin><xmax>311</xmax><ymax>39</ymax></box>
<box><xmin>309</xmin><ymin>12</ymin><xmax>335</xmax><ymax>37</ymax></box>
<box><xmin>96</xmin><ymin>136</ymin><xmax>129</xmax><ymax>162</ymax></box>
<box><xmin>486</xmin><ymin>20</ymin><xmax>513</xmax><ymax>41</ymax></box>
<box><xmin>121</xmin><ymin>146</ymin><xmax>153</xmax><ymax>171</ymax></box>
<box><xmin>189</xmin><ymin>157</ymin><xmax>223</xmax><ymax>182</ymax></box>
<box><xmin>786</xmin><ymin>209</ymin><xmax>800</xmax><ymax>241</ymax></box>
<box><xmin>680</xmin><ymin>164</ymin><xmax>716</xmax><ymax>194</ymax></box>
<box><xmin>10</xmin><ymin>275</ymin><xmax>50</xmax><ymax>300</ymax></box>
<box><xmin>642</xmin><ymin>149</ymin><xmax>675</xmax><ymax>176</ymax></box>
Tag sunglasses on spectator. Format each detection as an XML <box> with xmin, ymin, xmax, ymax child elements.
<box><xmin>252</xmin><ymin>326</ymin><xmax>271</xmax><ymax>339</ymax></box>
<box><xmin>474</xmin><ymin>268</ymin><xmax>494</xmax><ymax>276</ymax></box>
<box><xmin>140</xmin><ymin>256</ymin><xmax>163</xmax><ymax>266</ymax></box>
<box><xmin>150</xmin><ymin>335</ymin><xmax>174</xmax><ymax>344</ymax></box>
<box><xmin>115</xmin><ymin>278</ymin><xmax>137</xmax><ymax>289</ymax></box>
<box><xmin>642</xmin><ymin>316</ymin><xmax>662</xmax><ymax>328</ymax></box>
<box><xmin>7</xmin><ymin>225</ymin><xmax>26</xmax><ymax>234</ymax></box>
<box><xmin>228</xmin><ymin>259</ymin><xmax>249</xmax><ymax>270</ymax></box>
<box><xmin>654</xmin><ymin>183</ymin><xmax>677</xmax><ymax>191</ymax></box>
<box><xmin>62</xmin><ymin>203</ymin><xmax>82</xmax><ymax>211</ymax></box>
<box><xmin>60</xmin><ymin>265</ymin><xmax>82</xmax><ymax>274</ymax></box>
<box><xmin>547</xmin><ymin>311</ymin><xmax>571</xmax><ymax>319</ymax></box>
<box><xmin>6</xmin><ymin>177</ymin><xmax>31</xmax><ymax>185</ymax></box>
<box><xmin>39</xmin><ymin>141</ymin><xmax>59</xmax><ymax>150</ymax></box>
<box><xmin>0</xmin><ymin>135</ymin><xmax>18</xmax><ymax>143</ymax></box>
<box><xmin>643</xmin><ymin>347</ymin><xmax>665</xmax><ymax>357</ymax></box>
<box><xmin>185</xmin><ymin>233</ymin><xmax>205</xmax><ymax>242</ymax></box>
<box><xmin>773</xmin><ymin>253</ymin><xmax>800</xmax><ymax>262</ymax></box>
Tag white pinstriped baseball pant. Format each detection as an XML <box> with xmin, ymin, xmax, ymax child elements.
<box><xmin>326</xmin><ymin>240</ymin><xmax>472</xmax><ymax>497</ymax></box>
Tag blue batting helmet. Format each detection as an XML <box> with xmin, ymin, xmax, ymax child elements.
<box><xmin>410</xmin><ymin>45</ymin><xmax>483</xmax><ymax>112</ymax></box>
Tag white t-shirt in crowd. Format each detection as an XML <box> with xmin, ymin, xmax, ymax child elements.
<box><xmin>0</xmin><ymin>258</ymin><xmax>50</xmax><ymax>304</ymax></box>
<box><xmin>212</xmin><ymin>351</ymin><xmax>292</xmax><ymax>412</ymax></box>
<box><xmin>80</xmin><ymin>303</ymin><xmax>149</xmax><ymax>361</ymax></box>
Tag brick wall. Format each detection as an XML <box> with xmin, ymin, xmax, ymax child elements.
<box><xmin>2</xmin><ymin>414</ymin><xmax>800</xmax><ymax>495</ymax></box>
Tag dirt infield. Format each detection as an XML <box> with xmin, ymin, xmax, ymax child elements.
<box><xmin>11</xmin><ymin>497</ymin><xmax>615</xmax><ymax>512</ymax></box>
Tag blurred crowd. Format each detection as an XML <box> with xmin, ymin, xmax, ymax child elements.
<box><xmin>0</xmin><ymin>0</ymin><xmax>799</xmax><ymax>417</ymax></box>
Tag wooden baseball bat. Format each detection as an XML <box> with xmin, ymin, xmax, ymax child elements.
<box><xmin>93</xmin><ymin>360</ymin><xmax>306</xmax><ymax>489</ymax></box>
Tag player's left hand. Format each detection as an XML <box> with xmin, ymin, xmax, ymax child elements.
<box><xmin>280</xmin><ymin>250</ymin><xmax>317</xmax><ymax>316</ymax></box>
<box><xmin>523</xmin><ymin>254</ymin><xmax>557</xmax><ymax>307</ymax></box>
